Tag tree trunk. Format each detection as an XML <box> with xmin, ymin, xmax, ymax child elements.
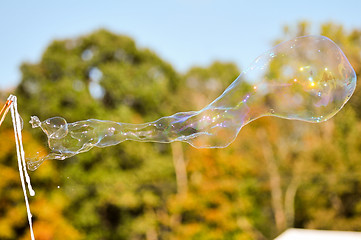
<box><xmin>284</xmin><ymin>178</ymin><xmax>299</xmax><ymax>227</ymax></box>
<box><xmin>171</xmin><ymin>142</ymin><xmax>188</xmax><ymax>195</ymax></box>
<box><xmin>257</xmin><ymin>129</ymin><xmax>286</xmax><ymax>233</ymax></box>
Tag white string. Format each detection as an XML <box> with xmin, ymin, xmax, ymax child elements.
<box><xmin>12</xmin><ymin>96</ymin><xmax>35</xmax><ymax>196</ymax></box>
<box><xmin>9</xmin><ymin>95</ymin><xmax>35</xmax><ymax>240</ymax></box>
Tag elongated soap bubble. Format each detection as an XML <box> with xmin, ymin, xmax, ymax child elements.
<box><xmin>27</xmin><ymin>35</ymin><xmax>357</xmax><ymax>171</ymax></box>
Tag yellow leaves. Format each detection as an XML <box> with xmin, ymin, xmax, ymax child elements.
<box><xmin>0</xmin><ymin>120</ymin><xmax>82</xmax><ymax>239</ymax></box>
<box><xmin>0</xmin><ymin>129</ymin><xmax>16</xmax><ymax>158</ymax></box>
<box><xmin>0</xmin><ymin>222</ymin><xmax>13</xmax><ymax>239</ymax></box>
<box><xmin>170</xmin><ymin>223</ymin><xmax>201</xmax><ymax>240</ymax></box>
<box><xmin>0</xmin><ymin>202</ymin><xmax>27</xmax><ymax>239</ymax></box>
<box><xmin>166</xmin><ymin>138</ymin><xmax>261</xmax><ymax>239</ymax></box>
<box><xmin>131</xmin><ymin>209</ymin><xmax>158</xmax><ymax>236</ymax></box>
<box><xmin>142</xmin><ymin>190</ymin><xmax>160</xmax><ymax>207</ymax></box>
<box><xmin>118</xmin><ymin>191</ymin><xmax>140</xmax><ymax>208</ymax></box>
<box><xmin>0</xmin><ymin>165</ymin><xmax>18</xmax><ymax>189</ymax></box>
<box><xmin>29</xmin><ymin>194</ymin><xmax>83</xmax><ymax>240</ymax></box>
<box><xmin>29</xmin><ymin>219</ymin><xmax>83</xmax><ymax>240</ymax></box>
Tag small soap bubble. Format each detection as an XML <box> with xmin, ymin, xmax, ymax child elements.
<box><xmin>39</xmin><ymin>117</ymin><xmax>68</xmax><ymax>139</ymax></box>
<box><xmin>108</xmin><ymin>127</ymin><xmax>116</xmax><ymax>136</ymax></box>
<box><xmin>19</xmin><ymin>115</ymin><xmax>24</xmax><ymax>130</ymax></box>
<box><xmin>29</xmin><ymin>116</ymin><xmax>41</xmax><ymax>128</ymax></box>
<box><xmin>28</xmin><ymin>36</ymin><xmax>356</xmax><ymax>170</ymax></box>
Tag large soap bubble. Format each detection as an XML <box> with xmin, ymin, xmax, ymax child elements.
<box><xmin>28</xmin><ymin>35</ymin><xmax>357</xmax><ymax>171</ymax></box>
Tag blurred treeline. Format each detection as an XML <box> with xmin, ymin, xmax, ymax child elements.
<box><xmin>1</xmin><ymin>22</ymin><xmax>361</xmax><ymax>240</ymax></box>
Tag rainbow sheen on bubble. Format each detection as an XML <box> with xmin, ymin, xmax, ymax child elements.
<box><xmin>27</xmin><ymin>35</ymin><xmax>357</xmax><ymax>171</ymax></box>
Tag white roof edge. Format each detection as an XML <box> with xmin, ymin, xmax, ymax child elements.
<box><xmin>275</xmin><ymin>228</ymin><xmax>361</xmax><ymax>240</ymax></box>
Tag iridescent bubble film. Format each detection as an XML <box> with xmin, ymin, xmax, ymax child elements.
<box><xmin>28</xmin><ymin>35</ymin><xmax>357</xmax><ymax>171</ymax></box>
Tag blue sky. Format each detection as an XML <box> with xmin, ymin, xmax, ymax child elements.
<box><xmin>1</xmin><ymin>0</ymin><xmax>360</xmax><ymax>89</ymax></box>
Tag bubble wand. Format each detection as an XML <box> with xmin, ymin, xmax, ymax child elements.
<box><xmin>1</xmin><ymin>95</ymin><xmax>36</xmax><ymax>240</ymax></box>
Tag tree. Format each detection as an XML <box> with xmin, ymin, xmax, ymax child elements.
<box><xmin>15</xmin><ymin>29</ymin><xmax>181</xmax><ymax>240</ymax></box>
<box><xmin>0</xmin><ymin>102</ymin><xmax>81</xmax><ymax>240</ymax></box>
<box><xmin>257</xmin><ymin>22</ymin><xmax>361</xmax><ymax>236</ymax></box>
<box><xmin>166</xmin><ymin>22</ymin><xmax>361</xmax><ymax>240</ymax></box>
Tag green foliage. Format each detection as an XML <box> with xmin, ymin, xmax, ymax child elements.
<box><xmin>181</xmin><ymin>62</ymin><xmax>239</xmax><ymax>110</ymax></box>
<box><xmin>11</xmin><ymin>29</ymin><xmax>180</xmax><ymax>240</ymax></box>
